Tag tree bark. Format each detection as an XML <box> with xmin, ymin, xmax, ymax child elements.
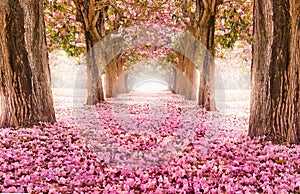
<box><xmin>85</xmin><ymin>31</ymin><xmax>105</xmax><ymax>104</ymax></box>
<box><xmin>249</xmin><ymin>0</ymin><xmax>300</xmax><ymax>144</ymax></box>
<box><xmin>114</xmin><ymin>56</ymin><xmax>128</xmax><ymax>95</ymax></box>
<box><xmin>75</xmin><ymin>1</ymin><xmax>123</xmax><ymax>104</ymax></box>
<box><xmin>0</xmin><ymin>0</ymin><xmax>56</xmax><ymax>128</ymax></box>
<box><xmin>174</xmin><ymin>52</ymin><xmax>197</xmax><ymax>100</ymax></box>
<box><xmin>105</xmin><ymin>58</ymin><xmax>118</xmax><ymax>98</ymax></box>
<box><xmin>180</xmin><ymin>0</ymin><xmax>220</xmax><ymax>110</ymax></box>
<box><xmin>103</xmin><ymin>35</ymin><xmax>126</xmax><ymax>98</ymax></box>
<box><xmin>184</xmin><ymin>57</ymin><xmax>197</xmax><ymax>100</ymax></box>
<box><xmin>195</xmin><ymin>1</ymin><xmax>217</xmax><ymax>111</ymax></box>
<box><xmin>174</xmin><ymin>52</ymin><xmax>187</xmax><ymax>97</ymax></box>
<box><xmin>104</xmin><ymin>37</ymin><xmax>126</xmax><ymax>98</ymax></box>
<box><xmin>75</xmin><ymin>1</ymin><xmax>108</xmax><ymax>104</ymax></box>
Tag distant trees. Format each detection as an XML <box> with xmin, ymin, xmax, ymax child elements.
<box><xmin>0</xmin><ymin>0</ymin><xmax>55</xmax><ymax>128</ymax></box>
<box><xmin>44</xmin><ymin>0</ymin><xmax>253</xmax><ymax>108</ymax></box>
<box><xmin>249</xmin><ymin>0</ymin><xmax>300</xmax><ymax>144</ymax></box>
<box><xmin>179</xmin><ymin>0</ymin><xmax>224</xmax><ymax>110</ymax></box>
<box><xmin>73</xmin><ymin>0</ymin><xmax>121</xmax><ymax>104</ymax></box>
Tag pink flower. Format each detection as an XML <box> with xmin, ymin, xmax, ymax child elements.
<box><xmin>49</xmin><ymin>188</ymin><xmax>59</xmax><ymax>194</ymax></box>
<box><xmin>155</xmin><ymin>187</ymin><xmax>163</xmax><ymax>194</ymax></box>
<box><xmin>109</xmin><ymin>15</ymin><xmax>116</xmax><ymax>21</ymax></box>
<box><xmin>216</xmin><ymin>30</ymin><xmax>225</xmax><ymax>36</ymax></box>
<box><xmin>4</xmin><ymin>186</ymin><xmax>18</xmax><ymax>193</ymax></box>
<box><xmin>233</xmin><ymin>16</ymin><xmax>239</xmax><ymax>22</ymax></box>
<box><xmin>3</xmin><ymin>175</ymin><xmax>15</xmax><ymax>187</ymax></box>
<box><xmin>59</xmin><ymin>177</ymin><xmax>67</xmax><ymax>184</ymax></box>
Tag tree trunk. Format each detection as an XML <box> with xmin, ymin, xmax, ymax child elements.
<box><xmin>75</xmin><ymin>1</ymin><xmax>122</xmax><ymax>104</ymax></box>
<box><xmin>105</xmin><ymin>58</ymin><xmax>118</xmax><ymax>98</ymax></box>
<box><xmin>249</xmin><ymin>0</ymin><xmax>300</xmax><ymax>144</ymax></box>
<box><xmin>85</xmin><ymin>31</ymin><xmax>105</xmax><ymax>105</ymax></box>
<box><xmin>175</xmin><ymin>52</ymin><xmax>197</xmax><ymax>100</ymax></box>
<box><xmin>0</xmin><ymin>0</ymin><xmax>56</xmax><ymax>128</ymax></box>
<box><xmin>75</xmin><ymin>2</ymin><xmax>107</xmax><ymax>105</ymax></box>
<box><xmin>184</xmin><ymin>58</ymin><xmax>197</xmax><ymax>100</ymax></box>
<box><xmin>195</xmin><ymin>4</ymin><xmax>217</xmax><ymax>111</ymax></box>
<box><xmin>115</xmin><ymin>56</ymin><xmax>128</xmax><ymax>95</ymax></box>
<box><xmin>174</xmin><ymin>52</ymin><xmax>187</xmax><ymax>97</ymax></box>
<box><xmin>181</xmin><ymin>0</ymin><xmax>220</xmax><ymax>111</ymax></box>
<box><xmin>105</xmin><ymin>41</ymin><xmax>126</xmax><ymax>98</ymax></box>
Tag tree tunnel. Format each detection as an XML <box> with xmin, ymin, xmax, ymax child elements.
<box><xmin>131</xmin><ymin>79</ymin><xmax>170</xmax><ymax>93</ymax></box>
<box><xmin>107</xmin><ymin>61</ymin><xmax>198</xmax><ymax>100</ymax></box>
<box><xmin>89</xmin><ymin>24</ymin><xmax>214</xmax><ymax>107</ymax></box>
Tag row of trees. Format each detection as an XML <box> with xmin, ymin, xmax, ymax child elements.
<box><xmin>0</xmin><ymin>0</ymin><xmax>299</xmax><ymax>144</ymax></box>
<box><xmin>44</xmin><ymin>0</ymin><xmax>253</xmax><ymax>110</ymax></box>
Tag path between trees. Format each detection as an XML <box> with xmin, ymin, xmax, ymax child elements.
<box><xmin>1</xmin><ymin>89</ymin><xmax>300</xmax><ymax>193</ymax></box>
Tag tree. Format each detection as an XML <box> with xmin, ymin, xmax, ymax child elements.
<box><xmin>215</xmin><ymin>0</ymin><xmax>253</xmax><ymax>49</ymax></box>
<box><xmin>73</xmin><ymin>0</ymin><xmax>181</xmax><ymax>101</ymax></box>
<box><xmin>179</xmin><ymin>0</ymin><xmax>224</xmax><ymax>110</ymax></box>
<box><xmin>44</xmin><ymin>0</ymin><xmax>254</xmax><ymax>106</ymax></box>
<box><xmin>43</xmin><ymin>0</ymin><xmax>85</xmax><ymax>56</ymax></box>
<box><xmin>0</xmin><ymin>0</ymin><xmax>56</xmax><ymax>128</ymax></box>
<box><xmin>74</xmin><ymin>1</ymin><xmax>114</xmax><ymax>104</ymax></box>
<box><xmin>249</xmin><ymin>0</ymin><xmax>300</xmax><ymax>144</ymax></box>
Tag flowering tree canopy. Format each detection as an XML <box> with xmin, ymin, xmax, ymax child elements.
<box><xmin>44</xmin><ymin>0</ymin><xmax>253</xmax><ymax>57</ymax></box>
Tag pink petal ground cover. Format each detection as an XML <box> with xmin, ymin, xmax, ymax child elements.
<box><xmin>1</xmin><ymin>91</ymin><xmax>300</xmax><ymax>193</ymax></box>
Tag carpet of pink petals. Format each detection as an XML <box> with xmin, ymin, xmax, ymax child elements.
<box><xmin>1</xmin><ymin>90</ymin><xmax>300</xmax><ymax>193</ymax></box>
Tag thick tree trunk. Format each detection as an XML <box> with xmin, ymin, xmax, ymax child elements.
<box><xmin>196</xmin><ymin>6</ymin><xmax>217</xmax><ymax>111</ymax></box>
<box><xmin>75</xmin><ymin>1</ymin><xmax>122</xmax><ymax>104</ymax></box>
<box><xmin>75</xmin><ymin>2</ymin><xmax>107</xmax><ymax>105</ymax></box>
<box><xmin>105</xmin><ymin>58</ymin><xmax>119</xmax><ymax>98</ymax></box>
<box><xmin>184</xmin><ymin>58</ymin><xmax>197</xmax><ymax>100</ymax></box>
<box><xmin>85</xmin><ymin>32</ymin><xmax>105</xmax><ymax>105</ymax></box>
<box><xmin>114</xmin><ymin>56</ymin><xmax>128</xmax><ymax>95</ymax></box>
<box><xmin>174</xmin><ymin>53</ymin><xmax>185</xmax><ymax>96</ymax></box>
<box><xmin>175</xmin><ymin>52</ymin><xmax>197</xmax><ymax>100</ymax></box>
<box><xmin>249</xmin><ymin>0</ymin><xmax>300</xmax><ymax>144</ymax></box>
<box><xmin>105</xmin><ymin>55</ymin><xmax>128</xmax><ymax>98</ymax></box>
<box><xmin>0</xmin><ymin>0</ymin><xmax>56</xmax><ymax>128</ymax></box>
<box><xmin>181</xmin><ymin>0</ymin><xmax>219</xmax><ymax>110</ymax></box>
<box><xmin>105</xmin><ymin>45</ymin><xmax>126</xmax><ymax>98</ymax></box>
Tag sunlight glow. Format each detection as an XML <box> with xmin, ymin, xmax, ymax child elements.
<box><xmin>132</xmin><ymin>81</ymin><xmax>169</xmax><ymax>93</ymax></box>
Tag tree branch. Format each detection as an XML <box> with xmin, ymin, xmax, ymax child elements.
<box><xmin>75</xmin><ymin>3</ymin><xmax>89</xmax><ymax>31</ymax></box>
<box><xmin>88</xmin><ymin>0</ymin><xmax>96</xmax><ymax>24</ymax></box>
<box><xmin>216</xmin><ymin>0</ymin><xmax>224</xmax><ymax>6</ymax></box>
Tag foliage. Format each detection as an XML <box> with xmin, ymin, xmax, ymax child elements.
<box><xmin>215</xmin><ymin>0</ymin><xmax>253</xmax><ymax>49</ymax></box>
<box><xmin>43</xmin><ymin>0</ymin><xmax>85</xmax><ymax>56</ymax></box>
<box><xmin>43</xmin><ymin>0</ymin><xmax>253</xmax><ymax>59</ymax></box>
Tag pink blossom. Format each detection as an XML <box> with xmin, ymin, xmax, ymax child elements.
<box><xmin>0</xmin><ymin>91</ymin><xmax>299</xmax><ymax>193</ymax></box>
<box><xmin>4</xmin><ymin>186</ymin><xmax>18</xmax><ymax>193</ymax></box>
